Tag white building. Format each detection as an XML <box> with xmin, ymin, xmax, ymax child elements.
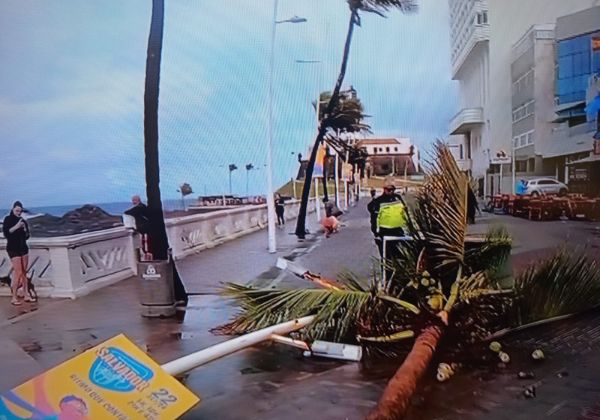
<box><xmin>355</xmin><ymin>138</ymin><xmax>420</xmax><ymax>176</ymax></box>
<box><xmin>448</xmin><ymin>0</ymin><xmax>600</xmax><ymax>196</ymax></box>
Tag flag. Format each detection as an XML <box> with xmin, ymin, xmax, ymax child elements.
<box><xmin>313</xmin><ymin>144</ymin><xmax>326</xmax><ymax>179</ymax></box>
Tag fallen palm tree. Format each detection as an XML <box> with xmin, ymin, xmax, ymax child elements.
<box><xmin>217</xmin><ymin>142</ymin><xmax>600</xmax><ymax>419</ymax></box>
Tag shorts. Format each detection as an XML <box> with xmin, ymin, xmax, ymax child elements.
<box><xmin>7</xmin><ymin>247</ymin><xmax>28</xmax><ymax>259</ymax></box>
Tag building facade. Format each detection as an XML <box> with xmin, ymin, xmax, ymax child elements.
<box><xmin>541</xmin><ymin>6</ymin><xmax>600</xmax><ymax>195</ymax></box>
<box><xmin>510</xmin><ymin>24</ymin><xmax>556</xmax><ymax>182</ymax></box>
<box><xmin>355</xmin><ymin>138</ymin><xmax>420</xmax><ymax>177</ymax></box>
<box><xmin>448</xmin><ymin>0</ymin><xmax>600</xmax><ymax>196</ymax></box>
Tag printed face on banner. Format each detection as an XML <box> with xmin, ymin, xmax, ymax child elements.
<box><xmin>0</xmin><ymin>334</ymin><xmax>199</xmax><ymax>420</ymax></box>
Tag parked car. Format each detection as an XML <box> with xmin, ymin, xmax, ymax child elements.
<box><xmin>524</xmin><ymin>178</ymin><xmax>569</xmax><ymax>197</ymax></box>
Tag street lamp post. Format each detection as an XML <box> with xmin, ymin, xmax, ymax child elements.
<box><xmin>266</xmin><ymin>0</ymin><xmax>306</xmax><ymax>253</ymax></box>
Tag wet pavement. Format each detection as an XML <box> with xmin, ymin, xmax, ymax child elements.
<box><xmin>1</xmin><ymin>200</ymin><xmax>600</xmax><ymax>419</ymax></box>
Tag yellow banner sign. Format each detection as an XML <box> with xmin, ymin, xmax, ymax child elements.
<box><xmin>0</xmin><ymin>334</ymin><xmax>199</xmax><ymax>419</ymax></box>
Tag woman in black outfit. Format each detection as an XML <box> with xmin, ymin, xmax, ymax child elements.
<box><xmin>274</xmin><ymin>194</ymin><xmax>285</xmax><ymax>227</ymax></box>
<box><xmin>3</xmin><ymin>201</ymin><xmax>33</xmax><ymax>305</ymax></box>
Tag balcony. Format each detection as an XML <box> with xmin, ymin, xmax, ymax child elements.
<box><xmin>452</xmin><ymin>25</ymin><xmax>490</xmax><ymax>78</ymax></box>
<box><xmin>450</xmin><ymin>107</ymin><xmax>485</xmax><ymax>135</ymax></box>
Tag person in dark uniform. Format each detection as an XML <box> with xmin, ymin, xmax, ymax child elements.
<box><xmin>3</xmin><ymin>201</ymin><xmax>34</xmax><ymax>305</ymax></box>
<box><xmin>274</xmin><ymin>193</ymin><xmax>285</xmax><ymax>227</ymax></box>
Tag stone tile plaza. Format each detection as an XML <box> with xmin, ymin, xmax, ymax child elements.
<box><xmin>1</xmin><ymin>1</ymin><xmax>600</xmax><ymax>419</ymax></box>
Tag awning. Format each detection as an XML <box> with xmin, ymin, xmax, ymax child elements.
<box><xmin>567</xmin><ymin>154</ymin><xmax>600</xmax><ymax>165</ymax></box>
<box><xmin>555</xmin><ymin>101</ymin><xmax>585</xmax><ymax>113</ymax></box>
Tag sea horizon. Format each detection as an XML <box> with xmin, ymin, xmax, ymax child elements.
<box><xmin>1</xmin><ymin>198</ymin><xmax>195</xmax><ymax>218</ymax></box>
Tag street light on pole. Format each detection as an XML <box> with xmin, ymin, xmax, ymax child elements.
<box><xmin>266</xmin><ymin>0</ymin><xmax>306</xmax><ymax>253</ymax></box>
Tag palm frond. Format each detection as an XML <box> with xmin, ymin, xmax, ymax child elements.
<box><xmin>217</xmin><ymin>284</ymin><xmax>373</xmax><ymax>341</ymax></box>
<box><xmin>350</xmin><ymin>0</ymin><xmax>418</xmax><ymax>16</ymax></box>
<box><xmin>412</xmin><ymin>141</ymin><xmax>469</xmax><ymax>281</ymax></box>
<box><xmin>515</xmin><ymin>250</ymin><xmax>600</xmax><ymax>324</ymax></box>
<box><xmin>465</xmin><ymin>226</ymin><xmax>512</xmax><ymax>276</ymax></box>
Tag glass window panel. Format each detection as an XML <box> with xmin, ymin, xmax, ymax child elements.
<box><xmin>593</xmin><ymin>50</ymin><xmax>600</xmax><ymax>72</ymax></box>
<box><xmin>558</xmin><ymin>56</ymin><xmax>573</xmax><ymax>79</ymax></box>
<box><xmin>558</xmin><ymin>41</ymin><xmax>569</xmax><ymax>58</ymax></box>
<box><xmin>573</xmin><ymin>53</ymin><xmax>583</xmax><ymax>76</ymax></box>
<box><xmin>581</xmin><ymin>51</ymin><xmax>591</xmax><ymax>72</ymax></box>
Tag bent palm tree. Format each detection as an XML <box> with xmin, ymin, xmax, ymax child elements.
<box><xmin>295</xmin><ymin>0</ymin><xmax>418</xmax><ymax>238</ymax></box>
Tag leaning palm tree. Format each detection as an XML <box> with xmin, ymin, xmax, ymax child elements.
<box><xmin>315</xmin><ymin>89</ymin><xmax>372</xmax><ymax>204</ymax></box>
<box><xmin>143</xmin><ymin>0</ymin><xmax>170</xmax><ymax>260</ymax></box>
<box><xmin>220</xmin><ymin>142</ymin><xmax>513</xmax><ymax>417</ymax></box>
<box><xmin>143</xmin><ymin>0</ymin><xmax>187</xmax><ymax>304</ymax></box>
<box><xmin>295</xmin><ymin>0</ymin><xmax>418</xmax><ymax>239</ymax></box>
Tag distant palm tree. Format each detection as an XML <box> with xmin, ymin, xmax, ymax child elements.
<box><xmin>295</xmin><ymin>0</ymin><xmax>417</xmax><ymax>238</ymax></box>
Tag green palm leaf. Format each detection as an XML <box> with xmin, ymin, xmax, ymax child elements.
<box><xmin>515</xmin><ymin>250</ymin><xmax>600</xmax><ymax>323</ymax></box>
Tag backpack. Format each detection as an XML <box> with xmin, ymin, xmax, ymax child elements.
<box><xmin>377</xmin><ymin>201</ymin><xmax>407</xmax><ymax>233</ymax></box>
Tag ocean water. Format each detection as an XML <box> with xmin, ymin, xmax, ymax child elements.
<box><xmin>1</xmin><ymin>198</ymin><xmax>192</xmax><ymax>218</ymax></box>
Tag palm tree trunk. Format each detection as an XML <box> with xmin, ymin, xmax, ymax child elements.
<box><xmin>295</xmin><ymin>9</ymin><xmax>358</xmax><ymax>238</ymax></box>
<box><xmin>144</xmin><ymin>0</ymin><xmax>169</xmax><ymax>261</ymax></box>
<box><xmin>367</xmin><ymin>325</ymin><xmax>444</xmax><ymax>420</ymax></box>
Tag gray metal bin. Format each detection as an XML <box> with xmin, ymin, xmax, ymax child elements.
<box><xmin>138</xmin><ymin>260</ymin><xmax>176</xmax><ymax>318</ymax></box>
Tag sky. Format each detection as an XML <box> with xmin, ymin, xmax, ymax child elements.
<box><xmin>0</xmin><ymin>0</ymin><xmax>458</xmax><ymax>208</ymax></box>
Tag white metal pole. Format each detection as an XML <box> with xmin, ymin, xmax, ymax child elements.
<box><xmin>334</xmin><ymin>152</ymin><xmax>340</xmax><ymax>207</ymax></box>
<box><xmin>292</xmin><ymin>177</ymin><xmax>297</xmax><ymax>199</ymax></box>
<box><xmin>161</xmin><ymin>316</ymin><xmax>315</xmax><ymax>376</ymax></box>
<box><xmin>511</xmin><ymin>142</ymin><xmax>516</xmax><ymax>195</ymax></box>
<box><xmin>344</xmin><ymin>151</ymin><xmax>349</xmax><ymax>210</ymax></box>
<box><xmin>266</xmin><ymin>0</ymin><xmax>278</xmax><ymax>253</ymax></box>
<box><xmin>499</xmin><ymin>163</ymin><xmax>503</xmax><ymax>194</ymax></box>
<box><xmin>315</xmin><ymin>177</ymin><xmax>321</xmax><ymax>222</ymax></box>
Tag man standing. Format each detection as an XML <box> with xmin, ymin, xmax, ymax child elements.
<box><xmin>124</xmin><ymin>195</ymin><xmax>151</xmax><ymax>260</ymax></box>
<box><xmin>367</xmin><ymin>177</ymin><xmax>409</xmax><ymax>258</ymax></box>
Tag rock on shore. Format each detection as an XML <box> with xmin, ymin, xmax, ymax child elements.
<box><xmin>27</xmin><ymin>205</ymin><xmax>123</xmax><ymax>237</ymax></box>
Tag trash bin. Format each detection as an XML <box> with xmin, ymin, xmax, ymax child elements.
<box><xmin>138</xmin><ymin>259</ymin><xmax>176</xmax><ymax>318</ymax></box>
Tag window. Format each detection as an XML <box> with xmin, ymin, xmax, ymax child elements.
<box><xmin>394</xmin><ymin>147</ymin><xmax>398</xmax><ymax>152</ymax></box>
<box><xmin>556</xmin><ymin>34</ymin><xmax>593</xmax><ymax>104</ymax></box>
<box><xmin>482</xmin><ymin>11</ymin><xmax>488</xmax><ymax>24</ymax></box>
<box><xmin>372</xmin><ymin>148</ymin><xmax>377</xmax><ymax>154</ymax></box>
<box><xmin>528</xmin><ymin>158</ymin><xmax>535</xmax><ymax>173</ymax></box>
<box><xmin>516</xmin><ymin>161</ymin><xmax>527</xmax><ymax>172</ymax></box>
<box><xmin>512</xmin><ymin>101</ymin><xmax>535</xmax><ymax>123</ymax></box>
<box><xmin>514</xmin><ymin>130</ymin><xmax>534</xmax><ymax>150</ymax></box>
<box><xmin>526</xmin><ymin>131</ymin><xmax>534</xmax><ymax>145</ymax></box>
<box><xmin>386</xmin><ymin>147</ymin><xmax>390</xmax><ymax>153</ymax></box>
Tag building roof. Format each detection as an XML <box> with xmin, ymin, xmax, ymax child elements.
<box><xmin>566</xmin><ymin>154</ymin><xmax>600</xmax><ymax>165</ymax></box>
<box><xmin>357</xmin><ymin>138</ymin><xmax>414</xmax><ymax>154</ymax></box>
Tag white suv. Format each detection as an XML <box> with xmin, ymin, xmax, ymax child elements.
<box><xmin>524</xmin><ymin>178</ymin><xmax>568</xmax><ymax>197</ymax></box>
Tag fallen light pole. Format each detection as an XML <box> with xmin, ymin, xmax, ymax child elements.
<box><xmin>161</xmin><ymin>314</ymin><xmax>363</xmax><ymax>376</ymax></box>
<box><xmin>161</xmin><ymin>316</ymin><xmax>315</xmax><ymax>376</ymax></box>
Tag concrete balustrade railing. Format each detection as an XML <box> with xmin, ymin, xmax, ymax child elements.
<box><xmin>165</xmin><ymin>199</ymin><xmax>315</xmax><ymax>261</ymax></box>
<box><xmin>0</xmin><ymin>199</ymin><xmax>318</xmax><ymax>299</ymax></box>
<box><xmin>0</xmin><ymin>227</ymin><xmax>138</xmax><ymax>299</ymax></box>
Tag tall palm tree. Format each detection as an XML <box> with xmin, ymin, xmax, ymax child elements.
<box><xmin>143</xmin><ymin>0</ymin><xmax>170</xmax><ymax>260</ymax></box>
<box><xmin>295</xmin><ymin>0</ymin><xmax>417</xmax><ymax>238</ymax></box>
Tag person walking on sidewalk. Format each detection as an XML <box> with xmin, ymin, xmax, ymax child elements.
<box><xmin>275</xmin><ymin>193</ymin><xmax>285</xmax><ymax>227</ymax></box>
<box><xmin>3</xmin><ymin>201</ymin><xmax>34</xmax><ymax>305</ymax></box>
